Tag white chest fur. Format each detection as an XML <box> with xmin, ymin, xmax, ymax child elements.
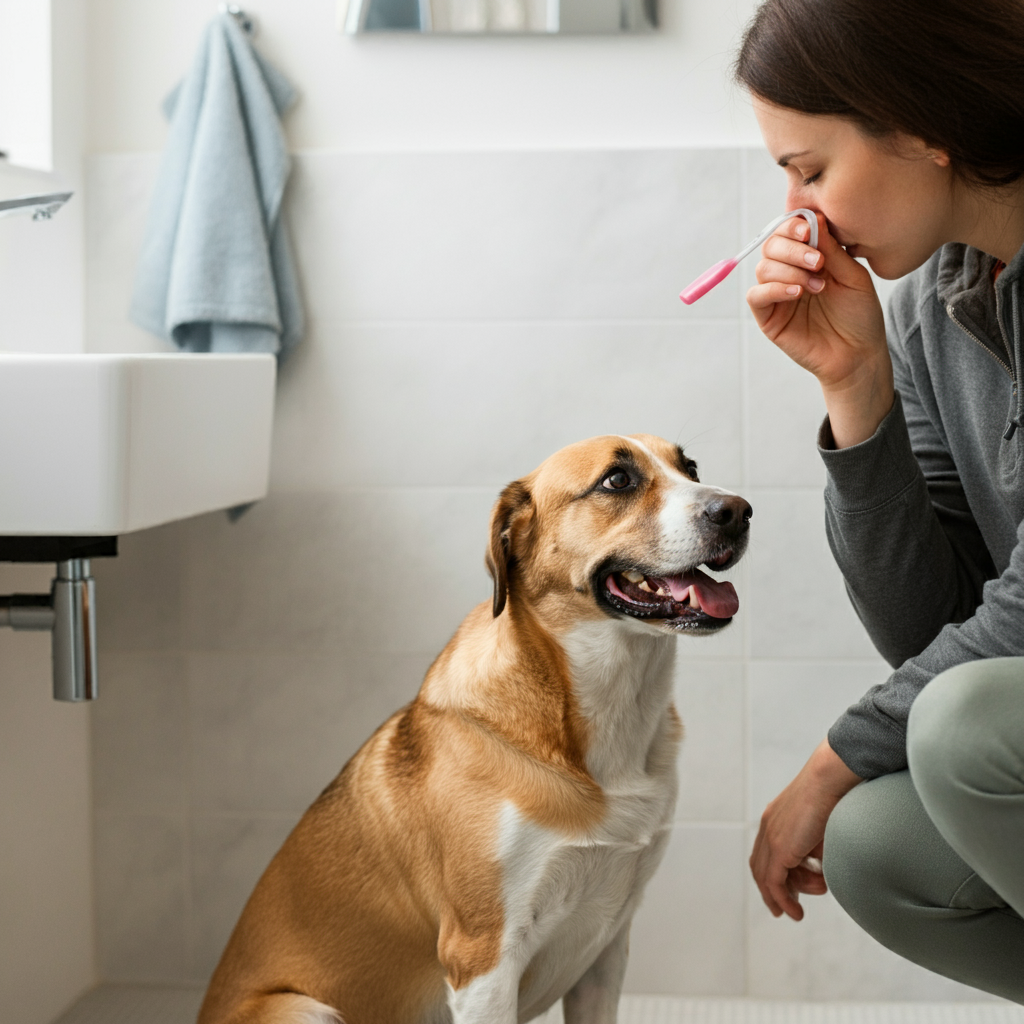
<box><xmin>448</xmin><ymin>624</ymin><xmax>681</xmax><ymax>1023</ymax></box>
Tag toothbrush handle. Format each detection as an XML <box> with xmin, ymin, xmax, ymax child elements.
<box><xmin>679</xmin><ymin>259</ymin><xmax>738</xmax><ymax>305</ymax></box>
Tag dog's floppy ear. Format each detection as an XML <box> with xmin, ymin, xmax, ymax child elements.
<box><xmin>486</xmin><ymin>480</ymin><xmax>533</xmax><ymax>618</ymax></box>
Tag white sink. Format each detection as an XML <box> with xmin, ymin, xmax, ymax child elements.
<box><xmin>0</xmin><ymin>353</ymin><xmax>276</xmax><ymax>536</ymax></box>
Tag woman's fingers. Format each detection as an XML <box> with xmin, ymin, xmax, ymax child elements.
<box><xmin>748</xmin><ymin>741</ymin><xmax>860</xmax><ymax>924</ymax></box>
<box><xmin>761</xmin><ymin>232</ymin><xmax>823</xmax><ymax>275</ymax></box>
<box><xmin>750</xmin><ymin>840</ymin><xmax>787</xmax><ymax>918</ymax></box>
<box><xmin>747</xmin><ymin>281</ymin><xmax>802</xmax><ymax>316</ymax></box>
<box><xmin>790</xmin><ymin>861</ymin><xmax>829</xmax><ymax>896</ymax></box>
<box><xmin>765</xmin><ymin>213</ymin><xmax>868</xmax><ymax>291</ymax></box>
<box><xmin>767</xmin><ymin>859</ymin><xmax>806</xmax><ymax>920</ymax></box>
<box><xmin>745</xmin><ymin>281</ymin><xmax>810</xmax><ymax>339</ymax></box>
<box><xmin>755</xmin><ymin>255</ymin><xmax>825</xmax><ymax>292</ymax></box>
<box><xmin>750</xmin><ymin>816</ymin><xmax>808</xmax><ymax>921</ymax></box>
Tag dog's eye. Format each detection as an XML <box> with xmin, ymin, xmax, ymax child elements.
<box><xmin>685</xmin><ymin>460</ymin><xmax>699</xmax><ymax>481</ymax></box>
<box><xmin>602</xmin><ymin>471</ymin><xmax>633</xmax><ymax>491</ymax></box>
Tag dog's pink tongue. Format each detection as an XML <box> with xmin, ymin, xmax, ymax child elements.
<box><xmin>666</xmin><ymin>569</ymin><xmax>739</xmax><ymax>619</ymax></box>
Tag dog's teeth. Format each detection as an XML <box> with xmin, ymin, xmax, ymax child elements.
<box><xmin>656</xmin><ymin>586</ymin><xmax>671</xmax><ymax>597</ymax></box>
<box><xmin>638</xmin><ymin>580</ymin><xmax>653</xmax><ymax>593</ymax></box>
<box><xmin>688</xmin><ymin>586</ymin><xmax>701</xmax><ymax>610</ymax></box>
<box><xmin>622</xmin><ymin>570</ymin><xmax>644</xmax><ymax>584</ymax></box>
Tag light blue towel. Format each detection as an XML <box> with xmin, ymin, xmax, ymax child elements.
<box><xmin>130</xmin><ymin>13</ymin><xmax>303</xmax><ymax>356</ymax></box>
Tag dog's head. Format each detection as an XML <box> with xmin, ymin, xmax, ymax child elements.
<box><xmin>486</xmin><ymin>434</ymin><xmax>751</xmax><ymax>636</ymax></box>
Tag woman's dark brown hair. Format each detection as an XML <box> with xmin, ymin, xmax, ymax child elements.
<box><xmin>735</xmin><ymin>0</ymin><xmax>1024</xmax><ymax>187</ymax></box>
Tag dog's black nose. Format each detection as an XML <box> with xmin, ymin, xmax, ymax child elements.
<box><xmin>704</xmin><ymin>496</ymin><xmax>753</xmax><ymax>531</ymax></box>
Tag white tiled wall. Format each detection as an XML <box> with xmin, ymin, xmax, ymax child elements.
<box><xmin>86</xmin><ymin>147</ymin><xmax>983</xmax><ymax>998</ymax></box>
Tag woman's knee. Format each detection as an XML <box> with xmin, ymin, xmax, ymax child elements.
<box><xmin>908</xmin><ymin>658</ymin><xmax>1024</xmax><ymax>806</ymax></box>
<box><xmin>823</xmin><ymin>771</ymin><xmax>984</xmax><ymax>953</ymax></box>
<box><xmin>823</xmin><ymin>782</ymin><xmax>874</xmax><ymax>913</ymax></box>
<box><xmin>823</xmin><ymin>773</ymin><xmax>916</xmax><ymax>930</ymax></box>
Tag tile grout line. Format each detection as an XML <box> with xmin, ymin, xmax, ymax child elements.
<box><xmin>265</xmin><ymin>317</ymin><xmax>751</xmax><ymax>328</ymax></box>
<box><xmin>737</xmin><ymin>138</ymin><xmax>755</xmax><ymax>1002</ymax></box>
<box><xmin>183</xmin><ymin>651</ymin><xmax>197</xmax><ymax>987</ymax></box>
<box><xmin>55</xmin><ymin>986</ymin><xmax>1024</xmax><ymax>1024</ymax></box>
<box><xmin>100</xmin><ymin>649</ymin><xmax>890</xmax><ymax>666</ymax></box>
<box><xmin>87</xmin><ymin>704</ymin><xmax>102</xmax><ymax>984</ymax></box>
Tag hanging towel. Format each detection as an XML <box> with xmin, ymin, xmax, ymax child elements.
<box><xmin>130</xmin><ymin>13</ymin><xmax>304</xmax><ymax>356</ymax></box>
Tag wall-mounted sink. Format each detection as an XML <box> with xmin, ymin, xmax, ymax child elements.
<box><xmin>0</xmin><ymin>353</ymin><xmax>276</xmax><ymax>535</ymax></box>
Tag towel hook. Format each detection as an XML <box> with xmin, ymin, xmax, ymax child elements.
<box><xmin>219</xmin><ymin>4</ymin><xmax>257</xmax><ymax>35</ymax></box>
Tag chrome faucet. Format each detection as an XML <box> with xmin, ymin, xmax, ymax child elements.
<box><xmin>0</xmin><ymin>191</ymin><xmax>73</xmax><ymax>221</ymax></box>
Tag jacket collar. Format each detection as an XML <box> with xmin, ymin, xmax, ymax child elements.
<box><xmin>935</xmin><ymin>241</ymin><xmax>1024</xmax><ymax>374</ymax></box>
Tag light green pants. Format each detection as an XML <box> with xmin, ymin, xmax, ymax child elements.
<box><xmin>823</xmin><ymin>658</ymin><xmax>1024</xmax><ymax>1003</ymax></box>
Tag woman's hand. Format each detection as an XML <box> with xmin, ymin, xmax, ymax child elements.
<box><xmin>746</xmin><ymin>214</ymin><xmax>895</xmax><ymax>448</ymax></box>
<box><xmin>750</xmin><ymin>738</ymin><xmax>862</xmax><ymax>921</ymax></box>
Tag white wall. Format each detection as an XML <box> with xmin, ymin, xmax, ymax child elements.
<box><xmin>0</xmin><ymin>567</ymin><xmax>95</xmax><ymax>1024</ymax></box>
<box><xmin>77</xmin><ymin>0</ymin><xmax>973</xmax><ymax>1006</ymax></box>
<box><xmin>0</xmin><ymin>4</ymin><xmax>95</xmax><ymax>1024</ymax></box>
<box><xmin>0</xmin><ymin>0</ymin><xmax>85</xmax><ymax>354</ymax></box>
<box><xmin>85</xmin><ymin>142</ymin><xmax>981</xmax><ymax>1001</ymax></box>
<box><xmin>85</xmin><ymin>0</ymin><xmax>764</xmax><ymax>155</ymax></box>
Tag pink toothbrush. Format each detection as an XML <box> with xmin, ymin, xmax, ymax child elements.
<box><xmin>680</xmin><ymin>208</ymin><xmax>819</xmax><ymax>305</ymax></box>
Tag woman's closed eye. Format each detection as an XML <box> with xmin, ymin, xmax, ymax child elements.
<box><xmin>802</xmin><ymin>171</ymin><xmax>822</xmax><ymax>186</ymax></box>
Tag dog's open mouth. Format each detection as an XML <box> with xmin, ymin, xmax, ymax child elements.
<box><xmin>601</xmin><ymin>557</ymin><xmax>738</xmax><ymax>631</ymax></box>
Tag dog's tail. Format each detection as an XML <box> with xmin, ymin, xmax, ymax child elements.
<box><xmin>215</xmin><ymin>992</ymin><xmax>344</xmax><ymax>1024</ymax></box>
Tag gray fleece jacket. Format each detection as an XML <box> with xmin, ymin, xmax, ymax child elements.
<box><xmin>822</xmin><ymin>241</ymin><xmax>1024</xmax><ymax>780</ymax></box>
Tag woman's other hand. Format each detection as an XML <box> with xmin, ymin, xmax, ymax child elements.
<box><xmin>746</xmin><ymin>214</ymin><xmax>895</xmax><ymax>449</ymax></box>
<box><xmin>750</xmin><ymin>738</ymin><xmax>862</xmax><ymax>920</ymax></box>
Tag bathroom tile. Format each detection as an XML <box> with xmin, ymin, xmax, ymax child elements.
<box><xmin>94</xmin><ymin>811</ymin><xmax>189</xmax><ymax>983</ymax></box>
<box><xmin>93</xmin><ymin>520</ymin><xmax>185</xmax><ymax>653</ymax></box>
<box><xmin>673</xmin><ymin>660</ymin><xmax>745</xmax><ymax>823</ymax></box>
<box><xmin>741</xmin><ymin>147</ymin><xmax>787</xmax><ymax>245</ymax></box>
<box><xmin>743</xmin><ymin>322</ymin><xmax>828</xmax><ymax>489</ymax></box>
<box><xmin>178</xmin><ymin>495</ymin><xmax>363</xmax><ymax>655</ymax></box>
<box><xmin>75</xmin><ymin>139</ymin><xmax>973</xmax><ymax>1005</ymax></box>
<box><xmin>84</xmin><ymin>149</ymin><xmax>743</xmax><ymax>331</ymax></box>
<box><xmin>84</xmin><ymin>153</ymin><xmax>161</xmax><ymax>340</ymax></box>
<box><xmin>87</xmin><ymin>315</ymin><xmax>176</xmax><ymax>355</ymax></box>
<box><xmin>289</xmin><ymin>149</ymin><xmax>742</xmax><ymax>322</ymax></box>
<box><xmin>747</xmin><ymin>660</ymin><xmax>891</xmax><ymax>822</ymax></box>
<box><xmin>737</xmin><ymin>146</ymin><xmax>787</xmax><ymax>311</ymax></box>
<box><xmin>0</xmin><ymin>628</ymin><xmax>94</xmax><ymax>1017</ymax></box>
<box><xmin>745</xmin><ymin>835</ymin><xmax>994</xmax><ymax>1000</ymax></box>
<box><xmin>271</xmin><ymin>319</ymin><xmax>744</xmax><ymax>493</ymax></box>
<box><xmin>179</xmin><ymin>490</ymin><xmax>496</xmax><ymax>657</ymax></box>
<box><xmin>92</xmin><ymin>652</ymin><xmax>188</xmax><ymax>814</ymax></box>
<box><xmin>0</xmin><ymin>178</ymin><xmax>85</xmax><ymax>354</ymax></box>
<box><xmin>744</xmin><ymin>488</ymin><xmax>882</xmax><ymax>660</ymax></box>
<box><xmin>624</xmin><ymin>824</ymin><xmax>746</xmax><ymax>996</ymax></box>
<box><xmin>189</xmin><ymin>814</ymin><xmax>297</xmax><ymax>982</ymax></box>
<box><xmin>188</xmin><ymin>649</ymin><xmax>433</xmax><ymax>815</ymax></box>
<box><xmin>0</xmin><ymin>562</ymin><xmax>53</xmax><ymax>594</ymax></box>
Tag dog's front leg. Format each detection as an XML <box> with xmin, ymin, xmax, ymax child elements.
<box><xmin>562</xmin><ymin>921</ymin><xmax>631</xmax><ymax>1024</ymax></box>
<box><xmin>440</xmin><ymin>909</ymin><xmax>520</xmax><ymax>1024</ymax></box>
<box><xmin>446</xmin><ymin>960</ymin><xmax>520</xmax><ymax>1024</ymax></box>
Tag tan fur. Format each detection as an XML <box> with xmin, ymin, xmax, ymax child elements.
<box><xmin>198</xmin><ymin>435</ymin><xmax>749</xmax><ymax>1024</ymax></box>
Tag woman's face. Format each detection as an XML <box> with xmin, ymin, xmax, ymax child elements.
<box><xmin>752</xmin><ymin>96</ymin><xmax>956</xmax><ymax>279</ymax></box>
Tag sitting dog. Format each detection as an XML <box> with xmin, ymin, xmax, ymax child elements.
<box><xmin>198</xmin><ymin>433</ymin><xmax>751</xmax><ymax>1024</ymax></box>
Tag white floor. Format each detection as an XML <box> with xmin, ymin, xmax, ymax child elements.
<box><xmin>53</xmin><ymin>986</ymin><xmax>1024</xmax><ymax>1024</ymax></box>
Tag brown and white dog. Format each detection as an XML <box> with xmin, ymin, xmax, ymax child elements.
<box><xmin>198</xmin><ymin>433</ymin><xmax>751</xmax><ymax>1024</ymax></box>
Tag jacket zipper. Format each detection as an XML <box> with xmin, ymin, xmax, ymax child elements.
<box><xmin>946</xmin><ymin>303</ymin><xmax>1022</xmax><ymax>438</ymax></box>
<box><xmin>1011</xmin><ymin>286</ymin><xmax>1023</xmax><ymax>437</ymax></box>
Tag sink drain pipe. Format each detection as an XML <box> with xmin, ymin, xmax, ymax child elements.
<box><xmin>0</xmin><ymin>558</ymin><xmax>99</xmax><ymax>701</ymax></box>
